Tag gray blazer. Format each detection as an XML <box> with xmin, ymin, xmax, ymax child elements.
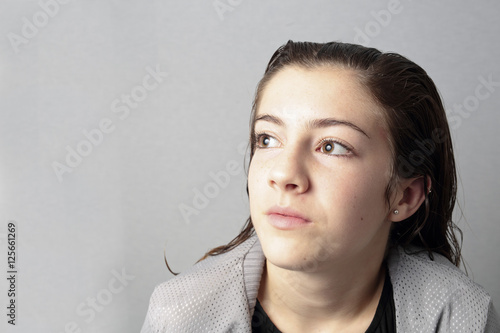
<box><xmin>141</xmin><ymin>235</ymin><xmax>499</xmax><ymax>332</ymax></box>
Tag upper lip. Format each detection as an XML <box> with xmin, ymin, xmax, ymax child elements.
<box><xmin>266</xmin><ymin>206</ymin><xmax>310</xmax><ymax>222</ymax></box>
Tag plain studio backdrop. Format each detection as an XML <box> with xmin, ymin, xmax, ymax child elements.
<box><xmin>0</xmin><ymin>0</ymin><xmax>499</xmax><ymax>332</ymax></box>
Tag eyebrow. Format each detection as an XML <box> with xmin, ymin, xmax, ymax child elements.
<box><xmin>255</xmin><ymin>114</ymin><xmax>370</xmax><ymax>138</ymax></box>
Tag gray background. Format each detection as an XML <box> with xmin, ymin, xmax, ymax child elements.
<box><xmin>0</xmin><ymin>0</ymin><xmax>499</xmax><ymax>332</ymax></box>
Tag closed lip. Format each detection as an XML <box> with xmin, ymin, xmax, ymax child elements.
<box><xmin>266</xmin><ymin>206</ymin><xmax>311</xmax><ymax>223</ymax></box>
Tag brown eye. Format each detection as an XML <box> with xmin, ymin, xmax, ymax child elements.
<box><xmin>256</xmin><ymin>134</ymin><xmax>279</xmax><ymax>148</ymax></box>
<box><xmin>323</xmin><ymin>142</ymin><xmax>333</xmax><ymax>152</ymax></box>
<box><xmin>320</xmin><ymin>140</ymin><xmax>349</xmax><ymax>155</ymax></box>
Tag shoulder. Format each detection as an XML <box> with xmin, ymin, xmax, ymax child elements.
<box><xmin>140</xmin><ymin>235</ymin><xmax>265</xmax><ymax>333</ymax></box>
<box><xmin>388</xmin><ymin>245</ymin><xmax>476</xmax><ymax>294</ymax></box>
<box><xmin>388</xmin><ymin>246</ymin><xmax>499</xmax><ymax>332</ymax></box>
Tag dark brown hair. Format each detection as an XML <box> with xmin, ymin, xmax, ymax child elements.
<box><xmin>198</xmin><ymin>41</ymin><xmax>461</xmax><ymax>267</ymax></box>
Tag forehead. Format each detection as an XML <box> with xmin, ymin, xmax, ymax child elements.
<box><xmin>257</xmin><ymin>65</ymin><xmax>386</xmax><ymax>128</ymax></box>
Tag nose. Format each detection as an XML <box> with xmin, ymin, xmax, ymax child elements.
<box><xmin>268</xmin><ymin>144</ymin><xmax>310</xmax><ymax>194</ymax></box>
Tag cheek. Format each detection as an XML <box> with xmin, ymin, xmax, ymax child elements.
<box><xmin>351</xmin><ymin>176</ymin><xmax>387</xmax><ymax>213</ymax></box>
<box><xmin>316</xmin><ymin>163</ymin><xmax>389</xmax><ymax>218</ymax></box>
<box><xmin>247</xmin><ymin>158</ymin><xmax>266</xmax><ymax>203</ymax></box>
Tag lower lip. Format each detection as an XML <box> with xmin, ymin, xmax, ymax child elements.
<box><xmin>268</xmin><ymin>214</ymin><xmax>311</xmax><ymax>230</ymax></box>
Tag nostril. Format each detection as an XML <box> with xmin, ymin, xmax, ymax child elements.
<box><xmin>267</xmin><ymin>153</ymin><xmax>310</xmax><ymax>193</ymax></box>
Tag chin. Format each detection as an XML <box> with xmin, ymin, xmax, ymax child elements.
<box><xmin>266</xmin><ymin>251</ymin><xmax>327</xmax><ymax>273</ymax></box>
<box><xmin>266</xmin><ymin>253</ymin><xmax>306</xmax><ymax>271</ymax></box>
<box><xmin>257</xmin><ymin>232</ymin><xmax>318</xmax><ymax>271</ymax></box>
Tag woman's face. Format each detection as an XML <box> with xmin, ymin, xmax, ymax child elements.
<box><xmin>248</xmin><ymin>65</ymin><xmax>395</xmax><ymax>272</ymax></box>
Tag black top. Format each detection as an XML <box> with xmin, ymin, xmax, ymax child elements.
<box><xmin>252</xmin><ymin>272</ymin><xmax>396</xmax><ymax>333</ymax></box>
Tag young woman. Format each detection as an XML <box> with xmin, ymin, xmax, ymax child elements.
<box><xmin>140</xmin><ymin>41</ymin><xmax>499</xmax><ymax>332</ymax></box>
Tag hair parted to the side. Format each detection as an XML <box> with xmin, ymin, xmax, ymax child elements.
<box><xmin>196</xmin><ymin>40</ymin><xmax>461</xmax><ymax>268</ymax></box>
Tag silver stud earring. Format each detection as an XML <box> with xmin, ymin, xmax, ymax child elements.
<box><xmin>393</xmin><ymin>209</ymin><xmax>399</xmax><ymax>215</ymax></box>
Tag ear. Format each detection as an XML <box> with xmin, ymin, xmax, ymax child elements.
<box><xmin>390</xmin><ymin>176</ymin><xmax>430</xmax><ymax>222</ymax></box>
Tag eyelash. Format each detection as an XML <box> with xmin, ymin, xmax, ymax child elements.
<box><xmin>317</xmin><ymin>138</ymin><xmax>354</xmax><ymax>157</ymax></box>
<box><xmin>253</xmin><ymin>131</ymin><xmax>354</xmax><ymax>157</ymax></box>
<box><xmin>254</xmin><ymin>131</ymin><xmax>279</xmax><ymax>148</ymax></box>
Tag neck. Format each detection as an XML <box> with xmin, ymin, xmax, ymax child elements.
<box><xmin>258</xmin><ymin>251</ymin><xmax>387</xmax><ymax>332</ymax></box>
